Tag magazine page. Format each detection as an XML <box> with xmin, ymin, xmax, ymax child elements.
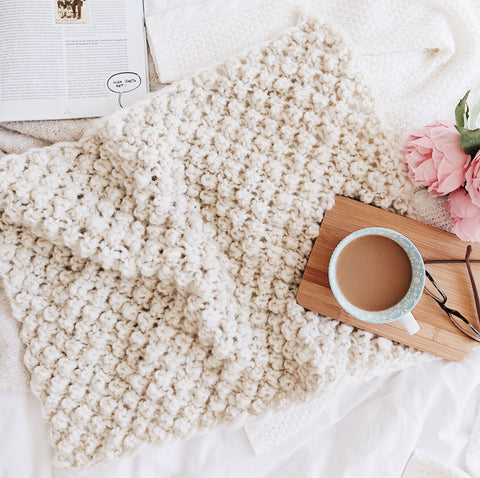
<box><xmin>0</xmin><ymin>0</ymin><xmax>148</xmax><ymax>121</ymax></box>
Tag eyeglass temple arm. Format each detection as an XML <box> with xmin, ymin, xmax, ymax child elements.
<box><xmin>465</xmin><ymin>245</ymin><xmax>480</xmax><ymax>329</ymax></box>
<box><xmin>424</xmin><ymin>259</ymin><xmax>480</xmax><ymax>264</ymax></box>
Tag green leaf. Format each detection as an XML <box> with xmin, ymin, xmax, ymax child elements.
<box><xmin>455</xmin><ymin>125</ymin><xmax>480</xmax><ymax>156</ymax></box>
<box><xmin>455</xmin><ymin>91</ymin><xmax>470</xmax><ymax>128</ymax></box>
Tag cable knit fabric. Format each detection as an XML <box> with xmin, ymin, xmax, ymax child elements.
<box><xmin>0</xmin><ymin>19</ymin><xmax>428</xmax><ymax>470</ymax></box>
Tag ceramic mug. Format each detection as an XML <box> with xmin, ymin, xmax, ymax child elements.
<box><xmin>328</xmin><ymin>227</ymin><xmax>425</xmax><ymax>335</ymax></box>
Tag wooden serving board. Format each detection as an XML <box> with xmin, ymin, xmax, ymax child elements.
<box><xmin>297</xmin><ymin>196</ymin><xmax>480</xmax><ymax>361</ymax></box>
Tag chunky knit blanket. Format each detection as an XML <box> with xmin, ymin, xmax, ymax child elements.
<box><xmin>0</xmin><ymin>18</ymin><xmax>427</xmax><ymax>470</ymax></box>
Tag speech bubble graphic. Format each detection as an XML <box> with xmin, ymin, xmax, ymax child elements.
<box><xmin>107</xmin><ymin>72</ymin><xmax>142</xmax><ymax>108</ymax></box>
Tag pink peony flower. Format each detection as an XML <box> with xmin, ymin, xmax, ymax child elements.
<box><xmin>446</xmin><ymin>188</ymin><xmax>480</xmax><ymax>242</ymax></box>
<box><xmin>466</xmin><ymin>150</ymin><xmax>480</xmax><ymax>208</ymax></box>
<box><xmin>404</xmin><ymin>121</ymin><xmax>470</xmax><ymax>196</ymax></box>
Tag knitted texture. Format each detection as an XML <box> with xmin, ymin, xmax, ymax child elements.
<box><xmin>146</xmin><ymin>0</ymin><xmax>480</xmax><ymax>137</ymax></box>
<box><xmin>0</xmin><ymin>19</ymin><xmax>428</xmax><ymax>469</ymax></box>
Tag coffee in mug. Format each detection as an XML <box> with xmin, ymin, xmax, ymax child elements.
<box><xmin>335</xmin><ymin>235</ymin><xmax>412</xmax><ymax>311</ymax></box>
<box><xmin>328</xmin><ymin>227</ymin><xmax>425</xmax><ymax>335</ymax></box>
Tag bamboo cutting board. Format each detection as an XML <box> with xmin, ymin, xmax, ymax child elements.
<box><xmin>297</xmin><ymin>196</ymin><xmax>480</xmax><ymax>361</ymax></box>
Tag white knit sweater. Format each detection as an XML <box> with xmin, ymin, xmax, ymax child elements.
<box><xmin>146</xmin><ymin>0</ymin><xmax>480</xmax><ymax>138</ymax></box>
<box><xmin>0</xmin><ymin>18</ymin><xmax>427</xmax><ymax>469</ymax></box>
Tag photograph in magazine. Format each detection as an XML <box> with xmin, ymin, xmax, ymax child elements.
<box><xmin>55</xmin><ymin>0</ymin><xmax>89</xmax><ymax>25</ymax></box>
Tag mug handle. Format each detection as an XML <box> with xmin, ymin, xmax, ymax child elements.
<box><xmin>398</xmin><ymin>312</ymin><xmax>420</xmax><ymax>335</ymax></box>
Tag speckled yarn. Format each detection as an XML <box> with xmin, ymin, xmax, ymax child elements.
<box><xmin>0</xmin><ymin>19</ymin><xmax>428</xmax><ymax>470</ymax></box>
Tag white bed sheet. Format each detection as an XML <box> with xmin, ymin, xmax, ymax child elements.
<box><xmin>2</xmin><ymin>1</ymin><xmax>480</xmax><ymax>477</ymax></box>
<box><xmin>2</xmin><ymin>347</ymin><xmax>480</xmax><ymax>478</ymax></box>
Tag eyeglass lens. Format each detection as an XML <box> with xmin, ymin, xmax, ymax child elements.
<box><xmin>424</xmin><ymin>247</ymin><xmax>480</xmax><ymax>342</ymax></box>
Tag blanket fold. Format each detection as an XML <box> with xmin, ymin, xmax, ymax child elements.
<box><xmin>0</xmin><ymin>18</ymin><xmax>427</xmax><ymax>469</ymax></box>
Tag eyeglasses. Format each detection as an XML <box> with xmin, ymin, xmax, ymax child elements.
<box><xmin>424</xmin><ymin>245</ymin><xmax>480</xmax><ymax>342</ymax></box>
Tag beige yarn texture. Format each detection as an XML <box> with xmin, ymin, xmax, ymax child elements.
<box><xmin>0</xmin><ymin>19</ymin><xmax>428</xmax><ymax>469</ymax></box>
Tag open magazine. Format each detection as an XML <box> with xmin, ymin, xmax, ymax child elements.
<box><xmin>0</xmin><ymin>0</ymin><xmax>148</xmax><ymax>121</ymax></box>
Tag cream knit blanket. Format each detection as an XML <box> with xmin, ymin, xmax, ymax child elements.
<box><xmin>0</xmin><ymin>18</ymin><xmax>427</xmax><ymax>469</ymax></box>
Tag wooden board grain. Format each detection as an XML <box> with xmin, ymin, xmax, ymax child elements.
<box><xmin>296</xmin><ymin>196</ymin><xmax>480</xmax><ymax>361</ymax></box>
